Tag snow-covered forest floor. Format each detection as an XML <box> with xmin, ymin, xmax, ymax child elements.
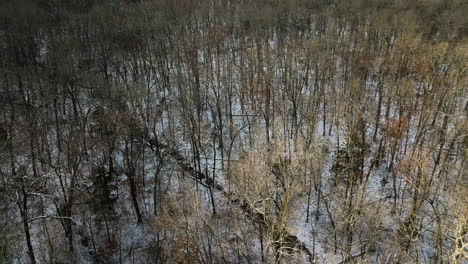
<box><xmin>0</xmin><ymin>0</ymin><xmax>467</xmax><ymax>263</ymax></box>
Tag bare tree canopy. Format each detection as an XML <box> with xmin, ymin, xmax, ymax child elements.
<box><xmin>0</xmin><ymin>0</ymin><xmax>467</xmax><ymax>263</ymax></box>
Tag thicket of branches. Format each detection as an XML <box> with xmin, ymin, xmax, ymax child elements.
<box><xmin>0</xmin><ymin>0</ymin><xmax>466</xmax><ymax>263</ymax></box>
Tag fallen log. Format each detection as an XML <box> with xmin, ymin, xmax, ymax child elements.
<box><xmin>148</xmin><ymin>139</ymin><xmax>313</xmax><ymax>262</ymax></box>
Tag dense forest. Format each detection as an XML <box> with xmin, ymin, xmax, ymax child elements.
<box><xmin>0</xmin><ymin>0</ymin><xmax>467</xmax><ymax>263</ymax></box>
